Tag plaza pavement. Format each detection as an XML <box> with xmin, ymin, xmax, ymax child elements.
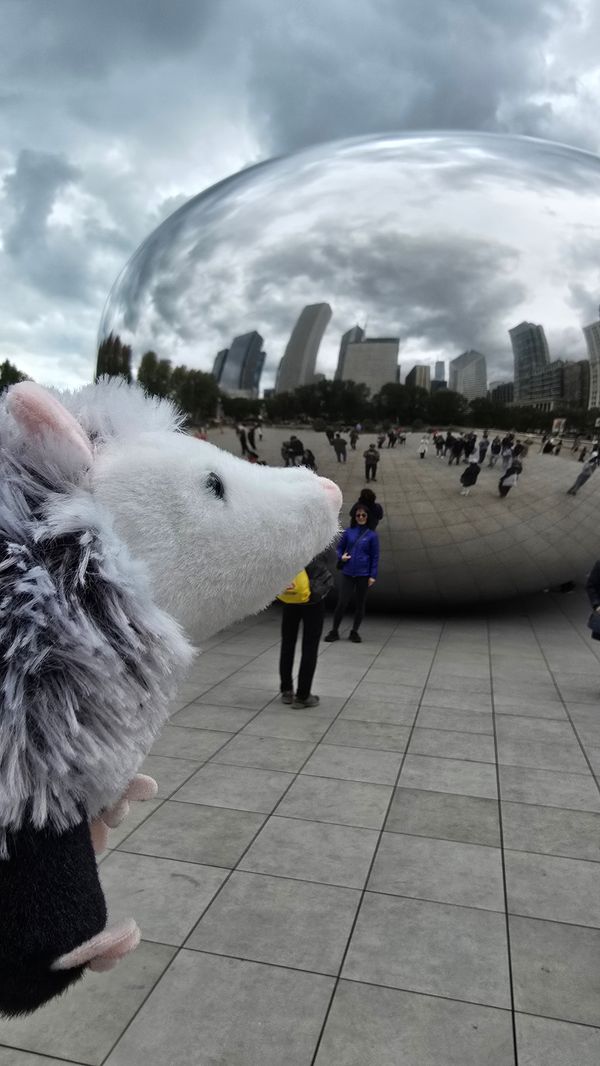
<box><xmin>1</xmin><ymin>591</ymin><xmax>600</xmax><ymax>1064</ymax></box>
<box><xmin>1</xmin><ymin>426</ymin><xmax>599</xmax><ymax>1065</ymax></box>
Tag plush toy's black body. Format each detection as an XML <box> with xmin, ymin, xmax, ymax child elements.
<box><xmin>0</xmin><ymin>817</ymin><xmax>106</xmax><ymax>1016</ymax></box>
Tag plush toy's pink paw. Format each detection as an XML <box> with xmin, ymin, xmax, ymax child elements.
<box><xmin>51</xmin><ymin>919</ymin><xmax>141</xmax><ymax>973</ymax></box>
<box><xmin>125</xmin><ymin>773</ymin><xmax>159</xmax><ymax>803</ymax></box>
<box><xmin>91</xmin><ymin>774</ymin><xmax>159</xmax><ymax>853</ymax></box>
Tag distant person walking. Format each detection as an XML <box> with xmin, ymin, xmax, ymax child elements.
<box><xmin>460</xmin><ymin>457</ymin><xmax>481</xmax><ymax>496</ymax></box>
<box><xmin>567</xmin><ymin>453</ymin><xmax>598</xmax><ymax>496</ymax></box>
<box><xmin>247</xmin><ymin>424</ymin><xmax>257</xmax><ymax>450</ymax></box>
<box><xmin>277</xmin><ymin>552</ymin><xmax>334</xmax><ymax>708</ymax></box>
<box><xmin>237</xmin><ymin>424</ymin><xmax>248</xmax><ymax>456</ymax></box>
<box><xmin>501</xmin><ymin>444</ymin><xmax>513</xmax><ymax>472</ymax></box>
<box><xmin>350</xmin><ymin>488</ymin><xmax>384</xmax><ymax>529</ymax></box>
<box><xmin>333</xmin><ymin>433</ymin><xmax>348</xmax><ymax>463</ymax></box>
<box><xmin>498</xmin><ymin>462</ymin><xmax>521</xmax><ymax>498</ymax></box>
<box><xmin>302</xmin><ymin>448</ymin><xmax>317</xmax><ymax>472</ymax></box>
<box><xmin>324</xmin><ymin>508</ymin><xmax>379</xmax><ymax>643</ymax></box>
<box><xmin>350</xmin><ymin>429</ymin><xmax>359</xmax><ymax>450</ymax></box>
<box><xmin>488</xmin><ymin>437</ymin><xmax>501</xmax><ymax>467</ymax></box>
<box><xmin>363</xmin><ymin>443</ymin><xmax>380</xmax><ymax>482</ymax></box>
<box><xmin>449</xmin><ymin>435</ymin><xmax>463</xmax><ymax>466</ymax></box>
<box><xmin>418</xmin><ymin>436</ymin><xmax>428</xmax><ymax>459</ymax></box>
<box><xmin>289</xmin><ymin>435</ymin><xmax>304</xmax><ymax>465</ymax></box>
<box><xmin>281</xmin><ymin>440</ymin><xmax>294</xmax><ymax>467</ymax></box>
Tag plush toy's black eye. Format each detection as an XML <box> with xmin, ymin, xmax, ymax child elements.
<box><xmin>206</xmin><ymin>472</ymin><xmax>225</xmax><ymax>500</ymax></box>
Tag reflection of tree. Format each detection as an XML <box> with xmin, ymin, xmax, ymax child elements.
<box><xmin>138</xmin><ymin>351</ymin><xmax>173</xmax><ymax>398</ymax></box>
<box><xmin>170</xmin><ymin>366</ymin><xmax>219</xmax><ymax>424</ymax></box>
<box><xmin>0</xmin><ymin>359</ymin><xmax>28</xmax><ymax>392</ymax></box>
<box><xmin>265</xmin><ymin>379</ymin><xmax>370</xmax><ymax>424</ymax></box>
<box><xmin>95</xmin><ymin>333</ymin><xmax>132</xmax><ymax>383</ymax></box>
<box><xmin>429</xmin><ymin>389</ymin><xmax>469</xmax><ymax>426</ymax></box>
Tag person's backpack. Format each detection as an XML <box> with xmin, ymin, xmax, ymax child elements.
<box><xmin>306</xmin><ymin>555</ymin><xmax>335</xmax><ymax>602</ymax></box>
<box><xmin>277</xmin><ymin>569</ymin><xmax>310</xmax><ymax>604</ymax></box>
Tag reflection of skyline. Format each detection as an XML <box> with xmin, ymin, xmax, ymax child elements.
<box><xmin>99</xmin><ymin>132</ymin><xmax>600</xmax><ymax>391</ymax></box>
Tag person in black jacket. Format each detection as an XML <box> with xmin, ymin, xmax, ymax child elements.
<box><xmin>585</xmin><ymin>561</ymin><xmax>600</xmax><ymax>641</ymax></box>
<box><xmin>278</xmin><ymin>551</ymin><xmax>334</xmax><ymax>708</ymax></box>
<box><xmin>459</xmin><ymin>458</ymin><xmax>481</xmax><ymax>496</ymax></box>
<box><xmin>349</xmin><ymin>488</ymin><xmax>384</xmax><ymax>529</ymax></box>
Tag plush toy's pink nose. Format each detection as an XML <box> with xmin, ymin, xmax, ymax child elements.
<box><xmin>318</xmin><ymin>476</ymin><xmax>343</xmax><ymax>509</ymax></box>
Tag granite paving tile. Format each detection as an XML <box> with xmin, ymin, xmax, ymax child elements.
<box><xmin>170</xmin><ymin>702</ymin><xmax>258</xmax><ymax>731</ymax></box>
<box><xmin>101</xmin><ymin>851</ymin><xmax>227</xmax><ymax>944</ymax></box>
<box><xmin>324</xmin><ymin>720</ymin><xmax>410</xmax><ymax>751</ymax></box>
<box><xmin>314</xmin><ymin>982</ymin><xmax>515</xmax><ymax>1066</ymax></box>
<box><xmin>505</xmin><ymin>850</ymin><xmax>600</xmax><ymax>927</ymax></box>
<box><xmin>415</xmin><ymin>706</ymin><xmax>494</xmax><ymax>733</ymax></box>
<box><xmin>241</xmin><ymin>710</ymin><xmax>331</xmax><ymax>742</ymax></box>
<box><xmin>343</xmin><ymin>893</ymin><xmax>511</xmax><ymax>1008</ymax></box>
<box><xmin>385</xmin><ymin>787</ymin><xmax>501</xmax><ymax>846</ymax></box>
<box><xmin>120</xmin><ymin>800</ymin><xmax>265</xmax><ymax>867</ymax></box>
<box><xmin>501</xmin><ymin>801</ymin><xmax>600</xmax><ymax>860</ymax></box>
<box><xmin>408</xmin><ymin>726</ymin><xmax>496</xmax><ymax>762</ymax></box>
<box><xmin>368</xmin><ymin>831</ymin><xmax>504</xmax><ymax>911</ymax></box>
<box><xmin>187</xmin><ymin>871</ymin><xmax>360</xmax><ymax>973</ymax></box>
<box><xmin>173</xmin><ymin>762</ymin><xmax>294</xmax><ymax>812</ymax></box>
<box><xmin>139</xmin><ymin>754</ymin><xmax>202</xmax><ymax>798</ymax></box>
<box><xmin>301</xmin><ymin>743</ymin><xmax>404</xmax><ymax>785</ymax></box>
<box><xmin>211</xmin><ymin>733</ymin><xmax>316</xmax><ymax>771</ymax></box>
<box><xmin>515</xmin><ymin>1013</ymin><xmax>600</xmax><ymax>1066</ymax></box>
<box><xmin>150</xmin><ymin>724</ymin><xmax>232</xmax><ymax>760</ymax></box>
<box><xmin>104</xmin><ymin>951</ymin><xmax>334</xmax><ymax>1066</ymax></box>
<box><xmin>510</xmin><ymin>915</ymin><xmax>600</xmax><ymax>1026</ymax></box>
<box><xmin>399</xmin><ymin>754</ymin><xmax>498</xmax><ymax>798</ymax></box>
<box><xmin>499</xmin><ymin>764</ymin><xmax>600</xmax><ymax>811</ymax></box>
<box><xmin>275</xmin><ymin>775</ymin><xmax>393</xmax><ymax>829</ymax></box>
<box><xmin>239</xmin><ymin>815</ymin><xmax>379</xmax><ymax>888</ymax></box>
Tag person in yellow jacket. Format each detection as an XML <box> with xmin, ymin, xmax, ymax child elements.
<box><xmin>277</xmin><ymin>552</ymin><xmax>334</xmax><ymax>708</ymax></box>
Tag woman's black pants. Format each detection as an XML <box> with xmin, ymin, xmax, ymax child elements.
<box><xmin>279</xmin><ymin>601</ymin><xmax>325</xmax><ymax>699</ymax></box>
<box><xmin>332</xmin><ymin>575</ymin><xmax>370</xmax><ymax>633</ymax></box>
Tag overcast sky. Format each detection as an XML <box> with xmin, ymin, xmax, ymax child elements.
<box><xmin>2</xmin><ymin>0</ymin><xmax>600</xmax><ymax>389</ymax></box>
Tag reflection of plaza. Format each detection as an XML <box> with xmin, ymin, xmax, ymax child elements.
<box><xmin>210</xmin><ymin>427</ymin><xmax>600</xmax><ymax>606</ymax></box>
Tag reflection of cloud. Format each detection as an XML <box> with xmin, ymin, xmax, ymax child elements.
<box><xmin>100</xmin><ymin>133</ymin><xmax>600</xmax><ymax>387</ymax></box>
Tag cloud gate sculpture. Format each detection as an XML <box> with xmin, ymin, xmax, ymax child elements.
<box><xmin>99</xmin><ymin>131</ymin><xmax>600</xmax><ymax>606</ymax></box>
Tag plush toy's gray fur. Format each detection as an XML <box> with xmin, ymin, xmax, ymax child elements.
<box><xmin>0</xmin><ymin>397</ymin><xmax>193</xmax><ymax>856</ymax></box>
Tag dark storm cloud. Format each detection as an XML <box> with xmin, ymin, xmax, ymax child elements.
<box><xmin>241</xmin><ymin>0</ymin><xmax>573</xmax><ymax>153</ymax></box>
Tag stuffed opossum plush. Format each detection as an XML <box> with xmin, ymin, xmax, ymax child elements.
<box><xmin>0</xmin><ymin>379</ymin><xmax>342</xmax><ymax>1016</ymax></box>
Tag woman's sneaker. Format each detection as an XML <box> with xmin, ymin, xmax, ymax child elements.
<box><xmin>281</xmin><ymin>691</ymin><xmax>294</xmax><ymax>704</ymax></box>
<box><xmin>293</xmin><ymin>694</ymin><xmax>320</xmax><ymax>708</ymax></box>
<box><xmin>324</xmin><ymin>630</ymin><xmax>339</xmax><ymax>642</ymax></box>
<box><xmin>349</xmin><ymin>630</ymin><xmax>362</xmax><ymax>643</ymax></box>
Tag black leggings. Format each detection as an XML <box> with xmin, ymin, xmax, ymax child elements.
<box><xmin>332</xmin><ymin>575</ymin><xmax>370</xmax><ymax>633</ymax></box>
<box><xmin>279</xmin><ymin>601</ymin><xmax>325</xmax><ymax>700</ymax></box>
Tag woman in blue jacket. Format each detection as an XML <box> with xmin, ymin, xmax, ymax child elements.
<box><xmin>324</xmin><ymin>506</ymin><xmax>379</xmax><ymax>644</ymax></box>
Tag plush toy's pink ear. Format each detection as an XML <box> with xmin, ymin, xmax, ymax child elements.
<box><xmin>51</xmin><ymin>919</ymin><xmax>141</xmax><ymax>973</ymax></box>
<box><xmin>7</xmin><ymin>381</ymin><xmax>92</xmax><ymax>467</ymax></box>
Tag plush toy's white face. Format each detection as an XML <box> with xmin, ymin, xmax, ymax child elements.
<box><xmin>93</xmin><ymin>431</ymin><xmax>342</xmax><ymax>641</ymax></box>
